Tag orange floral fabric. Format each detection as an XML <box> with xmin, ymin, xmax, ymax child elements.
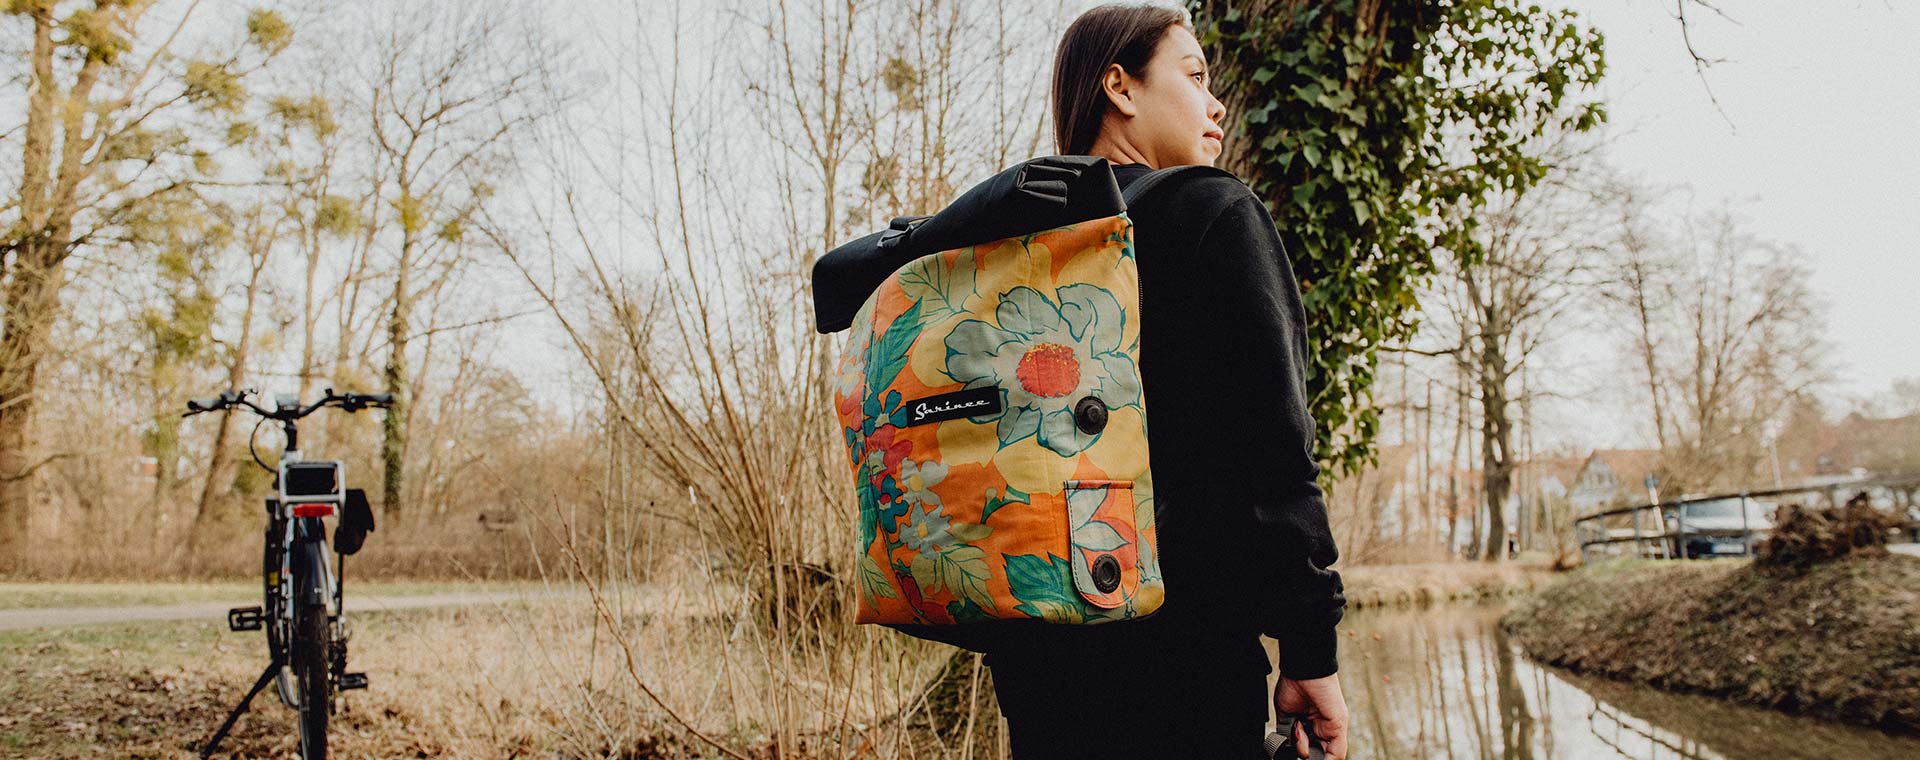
<box><xmin>832</xmin><ymin>213</ymin><xmax>1165</xmax><ymax>626</ymax></box>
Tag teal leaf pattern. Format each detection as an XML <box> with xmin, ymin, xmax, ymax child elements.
<box><xmin>865</xmin><ymin>300</ymin><xmax>923</xmax><ymax>396</ymax></box>
<box><xmin>858</xmin><ymin>554</ymin><xmax>897</xmax><ymax>601</ymax></box>
<box><xmin>1005</xmin><ymin>553</ymin><xmax>1081</xmax><ymax>623</ymax></box>
<box><xmin>898</xmin><ymin>249</ymin><xmax>979</xmax><ymax>320</ymax></box>
<box><xmin>980</xmin><ymin>484</ymin><xmax>1030</xmax><ymax>523</ymax></box>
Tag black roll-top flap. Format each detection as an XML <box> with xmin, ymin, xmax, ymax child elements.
<box><xmin>810</xmin><ymin>155</ymin><xmax>1127</xmax><ymax>334</ymax></box>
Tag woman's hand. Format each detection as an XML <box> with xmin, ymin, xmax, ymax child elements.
<box><xmin>1273</xmin><ymin>672</ymin><xmax>1349</xmax><ymax>759</ymax></box>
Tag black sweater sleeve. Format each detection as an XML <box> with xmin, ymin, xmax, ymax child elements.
<box><xmin>1194</xmin><ymin>190</ymin><xmax>1346</xmax><ymax>680</ymax></box>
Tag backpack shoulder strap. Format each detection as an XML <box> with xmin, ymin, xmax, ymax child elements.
<box><xmin>1121</xmin><ymin>164</ymin><xmax>1239</xmax><ymax>207</ymax></box>
<box><xmin>811</xmin><ymin>155</ymin><xmax>1126</xmax><ymax>334</ymax></box>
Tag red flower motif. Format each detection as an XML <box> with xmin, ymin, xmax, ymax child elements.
<box><xmin>866</xmin><ymin>424</ymin><xmax>913</xmax><ymax>471</ymax></box>
<box><xmin>895</xmin><ymin>568</ymin><xmax>924</xmax><ymax>611</ymax></box>
<box><xmin>1016</xmin><ymin>342</ymin><xmax>1080</xmax><ymax>398</ymax></box>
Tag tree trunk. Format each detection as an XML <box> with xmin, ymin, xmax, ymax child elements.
<box><xmin>381</xmin><ymin>234</ymin><xmax>413</xmax><ymax>523</ymax></box>
<box><xmin>1479</xmin><ymin>337</ymin><xmax>1512</xmax><ymax>563</ymax></box>
<box><xmin>0</xmin><ymin>238</ymin><xmax>70</xmax><ymax>570</ymax></box>
<box><xmin>192</xmin><ymin>262</ymin><xmax>265</xmax><ymax>556</ymax></box>
<box><xmin>1467</xmin><ymin>270</ymin><xmax>1514</xmax><ymax>564</ymax></box>
<box><xmin>1447</xmin><ymin>371</ymin><xmax>1464</xmax><ymax>558</ymax></box>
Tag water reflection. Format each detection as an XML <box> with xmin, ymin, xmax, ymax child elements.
<box><xmin>1262</xmin><ymin>599</ymin><xmax>1920</xmax><ymax>759</ymax></box>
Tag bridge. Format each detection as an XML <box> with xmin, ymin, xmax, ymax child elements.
<box><xmin>1572</xmin><ymin>474</ymin><xmax>1920</xmax><ymax>562</ymax></box>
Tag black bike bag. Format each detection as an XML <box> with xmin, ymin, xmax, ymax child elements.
<box><xmin>334</xmin><ymin>488</ymin><xmax>376</xmax><ymax>556</ymax></box>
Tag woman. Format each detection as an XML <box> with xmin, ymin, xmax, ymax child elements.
<box><xmin>980</xmin><ymin>4</ymin><xmax>1351</xmax><ymax>758</ymax></box>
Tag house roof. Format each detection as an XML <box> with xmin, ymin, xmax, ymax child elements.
<box><xmin>1571</xmin><ymin>448</ymin><xmax>1663</xmax><ymax>505</ymax></box>
<box><xmin>1518</xmin><ymin>455</ymin><xmax>1585</xmax><ymax>489</ymax></box>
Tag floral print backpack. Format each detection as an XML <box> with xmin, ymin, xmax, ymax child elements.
<box><xmin>811</xmin><ymin>156</ymin><xmax>1232</xmax><ymax>644</ymax></box>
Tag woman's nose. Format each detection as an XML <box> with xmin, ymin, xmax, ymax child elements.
<box><xmin>1207</xmin><ymin>92</ymin><xmax>1227</xmax><ymax>125</ymax></box>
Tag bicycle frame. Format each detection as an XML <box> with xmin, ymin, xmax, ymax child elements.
<box><xmin>194</xmin><ymin>388</ymin><xmax>386</xmax><ymax>759</ymax></box>
<box><xmin>265</xmin><ymin>467</ymin><xmax>344</xmax><ymax>709</ymax></box>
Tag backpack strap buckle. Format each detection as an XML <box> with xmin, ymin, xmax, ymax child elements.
<box><xmin>877</xmin><ymin>214</ymin><xmax>933</xmax><ymax>250</ymax></box>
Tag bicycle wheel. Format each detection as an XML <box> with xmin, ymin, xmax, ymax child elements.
<box><xmin>264</xmin><ymin>516</ymin><xmax>297</xmax><ymax>708</ymax></box>
<box><xmin>291</xmin><ymin>541</ymin><xmax>332</xmax><ymax>760</ymax></box>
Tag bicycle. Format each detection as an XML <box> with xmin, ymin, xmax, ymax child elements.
<box><xmin>187</xmin><ymin>388</ymin><xmax>390</xmax><ymax>760</ymax></box>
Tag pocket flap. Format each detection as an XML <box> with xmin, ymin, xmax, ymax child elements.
<box><xmin>1064</xmin><ymin>479</ymin><xmax>1140</xmax><ymax>609</ymax></box>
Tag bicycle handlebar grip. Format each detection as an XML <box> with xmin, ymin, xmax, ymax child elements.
<box><xmin>367</xmin><ymin>393</ymin><xmax>394</xmax><ymax>405</ymax></box>
<box><xmin>186</xmin><ymin>397</ymin><xmax>216</xmax><ymax>412</ymax></box>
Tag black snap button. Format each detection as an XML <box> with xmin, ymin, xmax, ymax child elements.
<box><xmin>1073</xmin><ymin>396</ymin><xmax>1108</xmax><ymax>435</ymax></box>
<box><xmin>1091</xmin><ymin>554</ymin><xmax>1121</xmax><ymax>593</ymax></box>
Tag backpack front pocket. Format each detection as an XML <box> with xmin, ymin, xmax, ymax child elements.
<box><xmin>1063</xmin><ymin>479</ymin><xmax>1141</xmax><ymax>609</ymax></box>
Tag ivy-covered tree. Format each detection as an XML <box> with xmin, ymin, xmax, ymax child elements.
<box><xmin>1191</xmin><ymin>0</ymin><xmax>1605</xmax><ymax>478</ymax></box>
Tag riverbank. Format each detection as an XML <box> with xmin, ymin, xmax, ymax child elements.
<box><xmin>1500</xmin><ymin>552</ymin><xmax>1920</xmax><ymax>735</ymax></box>
<box><xmin>1340</xmin><ymin>555</ymin><xmax>1558</xmax><ymax>609</ymax></box>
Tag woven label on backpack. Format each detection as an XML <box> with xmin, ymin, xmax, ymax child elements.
<box><xmin>831</xmin><ymin>213</ymin><xmax>1164</xmax><ymax>626</ymax></box>
<box><xmin>902</xmin><ymin>386</ymin><xmax>1002</xmax><ymax>427</ymax></box>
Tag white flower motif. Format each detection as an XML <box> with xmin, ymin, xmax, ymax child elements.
<box><xmin>942</xmin><ymin>284</ymin><xmax>1141</xmax><ymax>456</ymax></box>
<box><xmin>901</xmin><ymin>503</ymin><xmax>956</xmax><ymax>552</ymax></box>
<box><xmin>898</xmin><ymin>459</ymin><xmax>948</xmax><ymax>507</ymax></box>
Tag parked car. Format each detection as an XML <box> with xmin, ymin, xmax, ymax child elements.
<box><xmin>1664</xmin><ymin>496</ymin><xmax>1776</xmax><ymax>559</ymax></box>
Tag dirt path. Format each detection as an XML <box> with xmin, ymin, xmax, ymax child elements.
<box><xmin>0</xmin><ymin>590</ymin><xmax>559</xmax><ymax>631</ymax></box>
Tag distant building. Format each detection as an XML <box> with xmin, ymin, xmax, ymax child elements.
<box><xmin>1516</xmin><ymin>457</ymin><xmax>1584</xmax><ymax>505</ymax></box>
<box><xmin>1570</xmin><ymin>449</ymin><xmax>1662</xmax><ymax>512</ymax></box>
<box><xmin>1823</xmin><ymin>412</ymin><xmax>1920</xmax><ymax>477</ymax></box>
<box><xmin>1776</xmin><ymin>409</ymin><xmax>1920</xmax><ymax>484</ymax></box>
<box><xmin>135</xmin><ymin>455</ymin><xmax>158</xmax><ymax>488</ymax></box>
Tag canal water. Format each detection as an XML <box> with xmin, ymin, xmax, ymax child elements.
<box><xmin>1262</xmin><ymin>598</ymin><xmax>1920</xmax><ymax>759</ymax></box>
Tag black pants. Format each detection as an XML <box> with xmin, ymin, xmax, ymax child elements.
<box><xmin>985</xmin><ymin>629</ymin><xmax>1271</xmax><ymax>759</ymax></box>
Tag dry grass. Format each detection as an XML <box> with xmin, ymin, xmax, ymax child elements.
<box><xmin>0</xmin><ymin>554</ymin><xmax>1569</xmax><ymax>757</ymax></box>
<box><xmin>0</xmin><ymin>572</ymin><xmax>985</xmax><ymax>758</ymax></box>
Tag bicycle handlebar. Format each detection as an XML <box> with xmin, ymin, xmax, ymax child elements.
<box><xmin>181</xmin><ymin>388</ymin><xmax>393</xmax><ymax>419</ymax></box>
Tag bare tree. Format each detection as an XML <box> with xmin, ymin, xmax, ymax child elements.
<box><xmin>1599</xmin><ymin>179</ymin><xmax>1680</xmax><ymax>451</ymax></box>
<box><xmin>360</xmin><ymin>2</ymin><xmax>543</xmax><ymax>524</ymax></box>
<box><xmin>1599</xmin><ymin>188</ymin><xmax>1828</xmax><ymax>491</ymax></box>
<box><xmin>1421</xmin><ymin>139</ymin><xmax>1609</xmax><ymax>562</ymax></box>
<box><xmin>189</xmin><ymin>200</ymin><xmax>281</xmax><ymax>554</ymax></box>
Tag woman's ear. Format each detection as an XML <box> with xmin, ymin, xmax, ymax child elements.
<box><xmin>1102</xmin><ymin>63</ymin><xmax>1138</xmax><ymax>118</ymax></box>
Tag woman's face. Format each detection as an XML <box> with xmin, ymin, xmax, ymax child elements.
<box><xmin>1101</xmin><ymin>25</ymin><xmax>1227</xmax><ymax>168</ymax></box>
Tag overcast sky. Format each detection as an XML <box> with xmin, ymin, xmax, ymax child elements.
<box><xmin>1548</xmin><ymin>0</ymin><xmax>1919</xmax><ymax>401</ymax></box>
<box><xmin>543</xmin><ymin>0</ymin><xmax>1916</xmax><ymax>446</ymax></box>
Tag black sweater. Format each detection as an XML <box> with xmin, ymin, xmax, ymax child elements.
<box><xmin>815</xmin><ymin>160</ymin><xmax>1346</xmax><ymax>680</ymax></box>
<box><xmin>1114</xmin><ymin>161</ymin><xmax>1345</xmax><ymax>680</ymax></box>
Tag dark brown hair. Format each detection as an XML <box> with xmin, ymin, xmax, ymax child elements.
<box><xmin>1051</xmin><ymin>3</ymin><xmax>1194</xmax><ymax>156</ymax></box>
